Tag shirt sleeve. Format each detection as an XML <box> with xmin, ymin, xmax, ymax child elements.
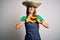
<box><xmin>36</xmin><ymin>15</ymin><xmax>44</xmax><ymax>22</ymax></box>
<box><xmin>19</xmin><ymin>16</ymin><xmax>27</xmax><ymax>22</ymax></box>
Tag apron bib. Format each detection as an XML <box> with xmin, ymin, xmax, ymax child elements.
<box><xmin>25</xmin><ymin>22</ymin><xmax>41</xmax><ymax>40</ymax></box>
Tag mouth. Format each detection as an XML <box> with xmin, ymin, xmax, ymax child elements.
<box><xmin>30</xmin><ymin>10</ymin><xmax>34</xmax><ymax>12</ymax></box>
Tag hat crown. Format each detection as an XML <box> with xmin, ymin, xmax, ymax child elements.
<box><xmin>25</xmin><ymin>0</ymin><xmax>40</xmax><ymax>2</ymax></box>
<box><xmin>22</xmin><ymin>1</ymin><xmax>41</xmax><ymax>8</ymax></box>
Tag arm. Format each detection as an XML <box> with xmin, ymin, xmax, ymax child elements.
<box><xmin>41</xmin><ymin>21</ymin><xmax>49</xmax><ymax>29</ymax></box>
<box><xmin>16</xmin><ymin>21</ymin><xmax>25</xmax><ymax>29</ymax></box>
<box><xmin>16</xmin><ymin>15</ymin><xmax>26</xmax><ymax>29</ymax></box>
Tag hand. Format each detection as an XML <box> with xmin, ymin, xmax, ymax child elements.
<box><xmin>41</xmin><ymin>21</ymin><xmax>49</xmax><ymax>29</ymax></box>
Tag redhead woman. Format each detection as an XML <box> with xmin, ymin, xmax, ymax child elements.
<box><xmin>16</xmin><ymin>1</ymin><xmax>49</xmax><ymax>40</ymax></box>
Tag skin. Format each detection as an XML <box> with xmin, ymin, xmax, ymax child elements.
<box><xmin>16</xmin><ymin>6</ymin><xmax>49</xmax><ymax>29</ymax></box>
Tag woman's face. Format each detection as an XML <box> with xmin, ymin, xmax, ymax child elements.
<box><xmin>28</xmin><ymin>6</ymin><xmax>36</xmax><ymax>14</ymax></box>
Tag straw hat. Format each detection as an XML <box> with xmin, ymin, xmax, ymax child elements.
<box><xmin>22</xmin><ymin>1</ymin><xmax>41</xmax><ymax>8</ymax></box>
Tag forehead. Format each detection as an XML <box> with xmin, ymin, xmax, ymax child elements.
<box><xmin>28</xmin><ymin>6</ymin><xmax>36</xmax><ymax>8</ymax></box>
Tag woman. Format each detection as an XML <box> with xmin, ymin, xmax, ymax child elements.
<box><xmin>16</xmin><ymin>1</ymin><xmax>49</xmax><ymax>40</ymax></box>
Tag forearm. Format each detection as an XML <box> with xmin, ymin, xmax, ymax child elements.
<box><xmin>16</xmin><ymin>22</ymin><xmax>25</xmax><ymax>29</ymax></box>
<box><xmin>41</xmin><ymin>21</ymin><xmax>49</xmax><ymax>28</ymax></box>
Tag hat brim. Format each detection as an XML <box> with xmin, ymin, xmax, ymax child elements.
<box><xmin>22</xmin><ymin>1</ymin><xmax>41</xmax><ymax>8</ymax></box>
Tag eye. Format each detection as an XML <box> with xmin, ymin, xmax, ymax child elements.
<box><xmin>30</xmin><ymin>8</ymin><xmax>31</xmax><ymax>9</ymax></box>
<box><xmin>29</xmin><ymin>7</ymin><xmax>31</xmax><ymax>10</ymax></box>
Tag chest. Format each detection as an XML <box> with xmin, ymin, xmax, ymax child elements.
<box><xmin>26</xmin><ymin>16</ymin><xmax>40</xmax><ymax>23</ymax></box>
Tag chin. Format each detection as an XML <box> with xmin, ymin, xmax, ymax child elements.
<box><xmin>30</xmin><ymin>11</ymin><xmax>34</xmax><ymax>13</ymax></box>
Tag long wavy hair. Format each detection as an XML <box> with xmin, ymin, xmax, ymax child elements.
<box><xmin>26</xmin><ymin>6</ymin><xmax>36</xmax><ymax>17</ymax></box>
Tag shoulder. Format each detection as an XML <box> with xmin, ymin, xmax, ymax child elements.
<box><xmin>20</xmin><ymin>16</ymin><xmax>27</xmax><ymax>22</ymax></box>
<box><xmin>36</xmin><ymin>15</ymin><xmax>42</xmax><ymax>18</ymax></box>
<box><xmin>20</xmin><ymin>16</ymin><xmax>27</xmax><ymax>20</ymax></box>
<box><xmin>36</xmin><ymin>15</ymin><xmax>44</xmax><ymax>22</ymax></box>
<box><xmin>21</xmin><ymin>16</ymin><xmax>27</xmax><ymax>18</ymax></box>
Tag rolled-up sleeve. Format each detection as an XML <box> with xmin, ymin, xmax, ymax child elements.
<box><xmin>20</xmin><ymin>16</ymin><xmax>27</xmax><ymax>22</ymax></box>
<box><xmin>37</xmin><ymin>15</ymin><xmax>44</xmax><ymax>22</ymax></box>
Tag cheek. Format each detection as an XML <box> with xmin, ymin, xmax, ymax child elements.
<box><xmin>29</xmin><ymin>8</ymin><xmax>32</xmax><ymax>11</ymax></box>
<box><xmin>29</xmin><ymin>9</ymin><xmax>34</xmax><ymax>12</ymax></box>
<box><xmin>32</xmin><ymin>9</ymin><xmax>35</xmax><ymax>11</ymax></box>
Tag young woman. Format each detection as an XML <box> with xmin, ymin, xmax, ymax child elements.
<box><xmin>16</xmin><ymin>1</ymin><xmax>49</xmax><ymax>40</ymax></box>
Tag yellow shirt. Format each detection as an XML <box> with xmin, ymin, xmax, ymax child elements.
<box><xmin>26</xmin><ymin>16</ymin><xmax>40</xmax><ymax>23</ymax></box>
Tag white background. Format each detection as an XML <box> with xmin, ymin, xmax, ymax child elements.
<box><xmin>0</xmin><ymin>0</ymin><xmax>60</xmax><ymax>40</ymax></box>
